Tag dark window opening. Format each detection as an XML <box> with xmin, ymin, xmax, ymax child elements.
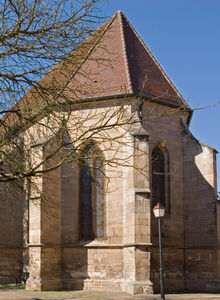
<box><xmin>79</xmin><ymin>143</ymin><xmax>104</xmax><ymax>240</ymax></box>
<box><xmin>152</xmin><ymin>146</ymin><xmax>170</xmax><ymax>212</ymax></box>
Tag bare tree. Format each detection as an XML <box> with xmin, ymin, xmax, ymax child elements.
<box><xmin>0</xmin><ymin>2</ymin><xmax>186</xmax><ymax>196</ymax></box>
<box><xmin>0</xmin><ymin>0</ymin><xmax>110</xmax><ymax>182</ymax></box>
<box><xmin>0</xmin><ymin>0</ymin><xmax>148</xmax><ymax>192</ymax></box>
<box><xmin>0</xmin><ymin>0</ymin><xmax>102</xmax><ymax>105</ymax></box>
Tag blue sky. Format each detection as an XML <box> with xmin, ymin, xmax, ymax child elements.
<box><xmin>98</xmin><ymin>0</ymin><xmax>220</xmax><ymax>190</ymax></box>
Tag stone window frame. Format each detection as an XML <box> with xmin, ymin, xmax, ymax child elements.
<box><xmin>151</xmin><ymin>144</ymin><xmax>170</xmax><ymax>214</ymax></box>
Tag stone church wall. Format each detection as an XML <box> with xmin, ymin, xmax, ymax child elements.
<box><xmin>142</xmin><ymin>101</ymin><xmax>188</xmax><ymax>292</ymax></box>
<box><xmin>142</xmin><ymin>101</ymin><xmax>219</xmax><ymax>292</ymax></box>
<box><xmin>0</xmin><ymin>100</ymin><xmax>219</xmax><ymax>294</ymax></box>
<box><xmin>0</xmin><ymin>181</ymin><xmax>24</xmax><ymax>283</ymax></box>
<box><xmin>182</xmin><ymin>124</ymin><xmax>219</xmax><ymax>291</ymax></box>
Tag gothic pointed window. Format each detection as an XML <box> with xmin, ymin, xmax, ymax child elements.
<box><xmin>152</xmin><ymin>146</ymin><xmax>170</xmax><ymax>213</ymax></box>
<box><xmin>79</xmin><ymin>143</ymin><xmax>104</xmax><ymax>240</ymax></box>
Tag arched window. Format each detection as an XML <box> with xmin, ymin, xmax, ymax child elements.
<box><xmin>152</xmin><ymin>146</ymin><xmax>170</xmax><ymax>213</ymax></box>
<box><xmin>79</xmin><ymin>143</ymin><xmax>104</xmax><ymax>240</ymax></box>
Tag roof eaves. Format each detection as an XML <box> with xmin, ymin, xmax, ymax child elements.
<box><xmin>64</xmin><ymin>93</ymin><xmax>135</xmax><ymax>105</ymax></box>
<box><xmin>141</xmin><ymin>95</ymin><xmax>192</xmax><ymax>111</ymax></box>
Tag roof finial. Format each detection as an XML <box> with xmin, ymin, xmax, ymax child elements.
<box><xmin>117</xmin><ymin>10</ymin><xmax>123</xmax><ymax>16</ymax></box>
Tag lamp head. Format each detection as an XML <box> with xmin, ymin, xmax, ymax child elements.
<box><xmin>153</xmin><ymin>202</ymin><xmax>165</xmax><ymax>218</ymax></box>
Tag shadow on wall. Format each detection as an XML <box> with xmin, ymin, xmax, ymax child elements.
<box><xmin>150</xmin><ymin>120</ymin><xmax>218</xmax><ymax>293</ymax></box>
<box><xmin>0</xmin><ymin>177</ymin><xmax>24</xmax><ymax>283</ymax></box>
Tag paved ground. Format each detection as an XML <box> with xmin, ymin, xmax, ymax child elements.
<box><xmin>1</xmin><ymin>287</ymin><xmax>220</xmax><ymax>300</ymax></box>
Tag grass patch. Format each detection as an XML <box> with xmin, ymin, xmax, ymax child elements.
<box><xmin>0</xmin><ymin>284</ymin><xmax>130</xmax><ymax>299</ymax></box>
<box><xmin>0</xmin><ymin>283</ymin><xmax>25</xmax><ymax>290</ymax></box>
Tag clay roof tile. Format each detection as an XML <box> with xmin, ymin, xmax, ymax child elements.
<box><xmin>3</xmin><ymin>10</ymin><xmax>190</xmax><ymax>131</ymax></box>
<box><xmin>65</xmin><ymin>10</ymin><xmax>190</xmax><ymax>109</ymax></box>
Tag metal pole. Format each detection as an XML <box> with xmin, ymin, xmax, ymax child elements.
<box><xmin>158</xmin><ymin>218</ymin><xmax>165</xmax><ymax>299</ymax></box>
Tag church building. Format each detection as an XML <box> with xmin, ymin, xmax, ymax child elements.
<box><xmin>0</xmin><ymin>11</ymin><xmax>219</xmax><ymax>295</ymax></box>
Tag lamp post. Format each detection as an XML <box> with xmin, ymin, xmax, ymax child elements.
<box><xmin>153</xmin><ymin>202</ymin><xmax>166</xmax><ymax>300</ymax></box>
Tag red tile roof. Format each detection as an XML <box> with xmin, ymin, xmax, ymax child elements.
<box><xmin>3</xmin><ymin>10</ymin><xmax>190</xmax><ymax>131</ymax></box>
<box><xmin>65</xmin><ymin>11</ymin><xmax>190</xmax><ymax>109</ymax></box>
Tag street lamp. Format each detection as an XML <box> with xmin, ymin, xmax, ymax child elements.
<box><xmin>153</xmin><ymin>202</ymin><xmax>166</xmax><ymax>300</ymax></box>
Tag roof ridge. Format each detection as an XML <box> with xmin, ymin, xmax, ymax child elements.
<box><xmin>117</xmin><ymin>11</ymin><xmax>133</xmax><ymax>94</ymax></box>
<box><xmin>120</xmin><ymin>12</ymin><xmax>189</xmax><ymax>108</ymax></box>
